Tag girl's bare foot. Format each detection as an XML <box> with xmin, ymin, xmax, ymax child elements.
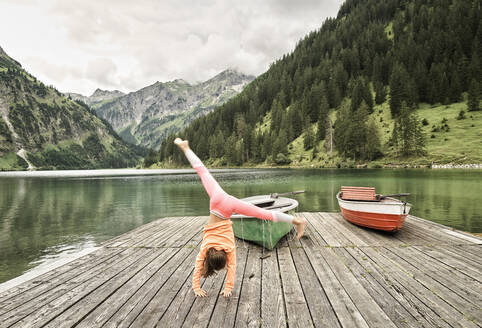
<box><xmin>293</xmin><ymin>216</ymin><xmax>307</xmax><ymax>239</ymax></box>
<box><xmin>174</xmin><ymin>138</ymin><xmax>189</xmax><ymax>152</ymax></box>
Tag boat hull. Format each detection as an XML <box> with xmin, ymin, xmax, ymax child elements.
<box><xmin>231</xmin><ymin>195</ymin><xmax>298</xmax><ymax>250</ymax></box>
<box><xmin>337</xmin><ymin>192</ymin><xmax>411</xmax><ymax>231</ymax></box>
<box><xmin>231</xmin><ymin>218</ymin><xmax>293</xmax><ymax>250</ymax></box>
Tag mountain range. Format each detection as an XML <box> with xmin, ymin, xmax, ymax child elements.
<box><xmin>65</xmin><ymin>89</ymin><xmax>125</xmax><ymax>109</ymax></box>
<box><xmin>67</xmin><ymin>69</ymin><xmax>254</xmax><ymax>149</ymax></box>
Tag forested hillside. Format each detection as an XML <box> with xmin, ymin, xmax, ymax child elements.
<box><xmin>0</xmin><ymin>47</ymin><xmax>142</xmax><ymax>170</ymax></box>
<box><xmin>151</xmin><ymin>0</ymin><xmax>481</xmax><ymax>167</ymax></box>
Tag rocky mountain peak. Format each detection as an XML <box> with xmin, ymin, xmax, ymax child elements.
<box><xmin>218</xmin><ymin>68</ymin><xmax>253</xmax><ymax>79</ymax></box>
<box><xmin>172</xmin><ymin>79</ymin><xmax>190</xmax><ymax>85</ymax></box>
<box><xmin>90</xmin><ymin>88</ymin><xmax>124</xmax><ymax>98</ymax></box>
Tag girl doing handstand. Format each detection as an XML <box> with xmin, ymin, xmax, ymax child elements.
<box><xmin>174</xmin><ymin>138</ymin><xmax>307</xmax><ymax>298</ymax></box>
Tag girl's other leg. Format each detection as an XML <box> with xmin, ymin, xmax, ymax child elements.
<box><xmin>229</xmin><ymin>196</ymin><xmax>307</xmax><ymax>239</ymax></box>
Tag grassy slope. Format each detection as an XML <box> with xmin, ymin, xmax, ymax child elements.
<box><xmin>255</xmin><ymin>100</ymin><xmax>481</xmax><ymax>168</ymax></box>
<box><xmin>0</xmin><ymin>55</ymin><xmax>140</xmax><ymax>170</ymax></box>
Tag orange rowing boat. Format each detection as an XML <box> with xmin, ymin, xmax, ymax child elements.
<box><xmin>336</xmin><ymin>186</ymin><xmax>411</xmax><ymax>232</ymax></box>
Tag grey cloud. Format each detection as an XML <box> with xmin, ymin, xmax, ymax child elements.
<box><xmin>85</xmin><ymin>58</ymin><xmax>118</xmax><ymax>87</ymax></box>
<box><xmin>2</xmin><ymin>0</ymin><xmax>344</xmax><ymax>94</ymax></box>
<box><xmin>23</xmin><ymin>57</ymin><xmax>83</xmax><ymax>83</ymax></box>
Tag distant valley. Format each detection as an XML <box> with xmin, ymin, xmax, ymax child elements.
<box><xmin>67</xmin><ymin>69</ymin><xmax>254</xmax><ymax>149</ymax></box>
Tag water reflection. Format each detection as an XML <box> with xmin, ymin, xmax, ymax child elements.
<box><xmin>0</xmin><ymin>168</ymin><xmax>481</xmax><ymax>283</ymax></box>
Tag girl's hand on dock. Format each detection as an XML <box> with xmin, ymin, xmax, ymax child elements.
<box><xmin>193</xmin><ymin>288</ymin><xmax>207</xmax><ymax>297</ymax></box>
<box><xmin>220</xmin><ymin>288</ymin><xmax>232</xmax><ymax>298</ymax></box>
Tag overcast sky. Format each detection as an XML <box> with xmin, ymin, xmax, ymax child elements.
<box><xmin>0</xmin><ymin>0</ymin><xmax>344</xmax><ymax>96</ymax></box>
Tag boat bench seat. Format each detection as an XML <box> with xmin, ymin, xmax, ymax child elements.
<box><xmin>341</xmin><ymin>186</ymin><xmax>376</xmax><ymax>201</ymax></box>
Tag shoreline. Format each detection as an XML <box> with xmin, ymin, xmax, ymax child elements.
<box><xmin>151</xmin><ymin>162</ymin><xmax>482</xmax><ymax>170</ymax></box>
<box><xmin>1</xmin><ymin>165</ymin><xmax>481</xmax><ymax>176</ymax></box>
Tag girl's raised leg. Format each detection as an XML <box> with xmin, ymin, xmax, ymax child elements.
<box><xmin>174</xmin><ymin>138</ymin><xmax>223</xmax><ymax>198</ymax></box>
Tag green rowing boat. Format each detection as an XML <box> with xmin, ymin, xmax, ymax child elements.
<box><xmin>231</xmin><ymin>194</ymin><xmax>299</xmax><ymax>250</ymax></box>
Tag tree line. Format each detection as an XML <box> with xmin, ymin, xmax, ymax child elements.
<box><xmin>146</xmin><ymin>0</ymin><xmax>481</xmax><ymax>167</ymax></box>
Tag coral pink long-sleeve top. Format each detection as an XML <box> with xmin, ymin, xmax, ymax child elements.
<box><xmin>192</xmin><ymin>220</ymin><xmax>236</xmax><ymax>292</ymax></box>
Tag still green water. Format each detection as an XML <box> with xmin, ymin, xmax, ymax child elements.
<box><xmin>0</xmin><ymin>168</ymin><xmax>481</xmax><ymax>283</ymax></box>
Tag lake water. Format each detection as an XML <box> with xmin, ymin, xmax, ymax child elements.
<box><xmin>0</xmin><ymin>168</ymin><xmax>481</xmax><ymax>284</ymax></box>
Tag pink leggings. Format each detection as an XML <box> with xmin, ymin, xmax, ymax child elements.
<box><xmin>186</xmin><ymin>150</ymin><xmax>293</xmax><ymax>223</ymax></box>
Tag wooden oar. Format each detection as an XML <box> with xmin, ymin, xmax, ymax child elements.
<box><xmin>263</xmin><ymin>202</ymin><xmax>294</xmax><ymax>210</ymax></box>
<box><xmin>270</xmin><ymin>190</ymin><xmax>305</xmax><ymax>198</ymax></box>
<box><xmin>377</xmin><ymin>193</ymin><xmax>410</xmax><ymax>199</ymax></box>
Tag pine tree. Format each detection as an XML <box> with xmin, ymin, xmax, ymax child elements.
<box><xmin>273</xmin><ymin>130</ymin><xmax>288</xmax><ymax>158</ymax></box>
<box><xmin>303</xmin><ymin>124</ymin><xmax>315</xmax><ymax>150</ymax></box>
<box><xmin>389</xmin><ymin>63</ymin><xmax>409</xmax><ymax>116</ymax></box>
<box><xmin>392</xmin><ymin>102</ymin><xmax>426</xmax><ymax>156</ymax></box>
<box><xmin>467</xmin><ymin>79</ymin><xmax>480</xmax><ymax>112</ymax></box>
<box><xmin>316</xmin><ymin>114</ymin><xmax>326</xmax><ymax>142</ymax></box>
<box><xmin>350</xmin><ymin>77</ymin><xmax>364</xmax><ymax>112</ymax></box>
<box><xmin>365</xmin><ymin>117</ymin><xmax>382</xmax><ymax>160</ymax></box>
<box><xmin>224</xmin><ymin>134</ymin><xmax>237</xmax><ymax>165</ymax></box>
<box><xmin>374</xmin><ymin>81</ymin><xmax>386</xmax><ymax>104</ymax></box>
<box><xmin>290</xmin><ymin>103</ymin><xmax>303</xmax><ymax>138</ymax></box>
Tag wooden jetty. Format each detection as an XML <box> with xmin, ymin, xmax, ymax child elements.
<box><xmin>0</xmin><ymin>213</ymin><xmax>481</xmax><ymax>327</ymax></box>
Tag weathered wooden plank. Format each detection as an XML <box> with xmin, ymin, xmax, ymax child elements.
<box><xmin>414</xmin><ymin>246</ymin><xmax>482</xmax><ymax>281</ymax></box>
<box><xmin>156</xmin><ymin>217</ymin><xmax>204</xmax><ymax>247</ymax></box>
<box><xmin>398</xmin><ymin>221</ymin><xmax>463</xmax><ymax>246</ymax></box>
<box><xmin>442</xmin><ymin>245</ymin><xmax>482</xmax><ymax>266</ymax></box>
<box><xmin>74</xmin><ymin>247</ymin><xmax>194</xmax><ymax>328</ymax></box>
<box><xmin>388</xmin><ymin>221</ymin><xmax>437</xmax><ymax>246</ymax></box>
<box><xmin>314</xmin><ymin>212</ymin><xmax>354</xmax><ymax>246</ymax></box>
<box><xmin>9</xmin><ymin>248</ymin><xmax>156</xmax><ymax>328</ymax></box>
<box><xmin>0</xmin><ymin>248</ymin><xmax>136</xmax><ymax>324</ymax></box>
<box><xmin>109</xmin><ymin>245</ymin><xmax>199</xmax><ymax>328</ymax></box>
<box><xmin>318</xmin><ymin>247</ymin><xmax>398</xmax><ymax>328</ymax></box>
<box><xmin>181</xmin><ymin>269</ymin><xmax>227</xmax><ymax>327</ymax></box>
<box><xmin>363</xmin><ymin>247</ymin><xmax>479</xmax><ymax>328</ymax></box>
<box><xmin>260</xmin><ymin>249</ymin><xmax>287</xmax><ymax>328</ymax></box>
<box><xmin>433</xmin><ymin>245</ymin><xmax>482</xmax><ymax>267</ymax></box>
<box><xmin>406</xmin><ymin>216</ymin><xmax>481</xmax><ymax>245</ymax></box>
<box><xmin>43</xmin><ymin>247</ymin><xmax>179</xmax><ymax>328</ymax></box>
<box><xmin>357</xmin><ymin>246</ymin><xmax>452</xmax><ymax>328</ymax></box>
<box><xmin>322</xmin><ymin>212</ymin><xmax>368</xmax><ymax>246</ymax></box>
<box><xmin>304</xmin><ymin>212</ymin><xmax>342</xmax><ymax>246</ymax></box>
<box><xmin>208</xmin><ymin>247</ymin><xmax>249</xmax><ymax>328</ymax></box>
<box><xmin>379</xmin><ymin>247</ymin><xmax>482</xmax><ymax>324</ymax></box>
<box><xmin>339</xmin><ymin>247</ymin><xmax>431</xmax><ymax>328</ymax></box>
<box><xmin>277</xmin><ymin>246</ymin><xmax>314</xmax><ymax>328</ymax></box>
<box><xmin>130</xmin><ymin>216</ymin><xmax>197</xmax><ymax>248</ymax></box>
<box><xmin>0</xmin><ymin>247</ymin><xmax>120</xmax><ymax>307</ymax></box>
<box><xmin>302</xmin><ymin>244</ymin><xmax>370</xmax><ymax>327</ymax></box>
<box><xmin>288</xmin><ymin>238</ymin><xmax>341</xmax><ymax>328</ymax></box>
<box><xmin>387</xmin><ymin>245</ymin><xmax>482</xmax><ymax>305</ymax></box>
<box><xmin>140</xmin><ymin>216</ymin><xmax>196</xmax><ymax>247</ymax></box>
<box><xmin>155</xmin><ymin>267</ymin><xmax>214</xmax><ymax>327</ymax></box>
<box><xmin>455</xmin><ymin>244</ymin><xmax>482</xmax><ymax>257</ymax></box>
<box><xmin>408</xmin><ymin>215</ymin><xmax>480</xmax><ymax>239</ymax></box>
<box><xmin>234</xmin><ymin>246</ymin><xmax>262</xmax><ymax>328</ymax></box>
<box><xmin>103</xmin><ymin>217</ymin><xmax>175</xmax><ymax>248</ymax></box>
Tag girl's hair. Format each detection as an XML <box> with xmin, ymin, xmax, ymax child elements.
<box><xmin>202</xmin><ymin>248</ymin><xmax>226</xmax><ymax>278</ymax></box>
